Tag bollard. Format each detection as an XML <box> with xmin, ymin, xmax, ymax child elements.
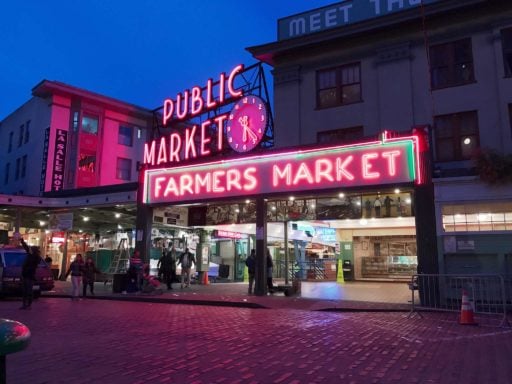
<box><xmin>0</xmin><ymin>319</ymin><xmax>31</xmax><ymax>384</ymax></box>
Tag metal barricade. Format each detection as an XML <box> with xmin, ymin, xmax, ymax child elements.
<box><xmin>409</xmin><ymin>274</ymin><xmax>510</xmax><ymax>327</ymax></box>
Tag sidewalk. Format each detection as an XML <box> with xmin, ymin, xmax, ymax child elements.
<box><xmin>43</xmin><ymin>279</ymin><xmax>416</xmax><ymax>312</ymax></box>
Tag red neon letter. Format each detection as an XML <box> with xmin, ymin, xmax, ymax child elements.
<box><xmin>293</xmin><ymin>162</ymin><xmax>314</xmax><ymax>185</ymax></box>
<box><xmin>184</xmin><ymin>126</ymin><xmax>197</xmax><ymax>160</ymax></box>
<box><xmin>273</xmin><ymin>164</ymin><xmax>292</xmax><ymax>186</ymax></box>
<box><xmin>336</xmin><ymin>156</ymin><xmax>355</xmax><ymax>181</ymax></box>
<box><xmin>163</xmin><ymin>99</ymin><xmax>174</xmax><ymax>125</ymax></box>
<box><xmin>212</xmin><ymin>171</ymin><xmax>226</xmax><ymax>193</ymax></box>
<box><xmin>169</xmin><ymin>133</ymin><xmax>182</xmax><ymax>163</ymax></box>
<box><xmin>226</xmin><ymin>169</ymin><xmax>242</xmax><ymax>191</ymax></box>
<box><xmin>176</xmin><ymin>91</ymin><xmax>189</xmax><ymax>120</ymax></box>
<box><xmin>243</xmin><ymin>167</ymin><xmax>258</xmax><ymax>191</ymax></box>
<box><xmin>190</xmin><ymin>86</ymin><xmax>203</xmax><ymax>116</ymax></box>
<box><xmin>382</xmin><ymin>150</ymin><xmax>401</xmax><ymax>176</ymax></box>
<box><xmin>213</xmin><ymin>114</ymin><xmax>227</xmax><ymax>151</ymax></box>
<box><xmin>200</xmin><ymin>120</ymin><xmax>212</xmax><ymax>156</ymax></box>
<box><xmin>157</xmin><ymin>137</ymin><xmax>167</xmax><ymax>165</ymax></box>
<box><xmin>315</xmin><ymin>159</ymin><xmax>334</xmax><ymax>183</ymax></box>
<box><xmin>362</xmin><ymin>153</ymin><xmax>380</xmax><ymax>179</ymax></box>
<box><xmin>195</xmin><ymin>173</ymin><xmax>212</xmax><ymax>194</ymax></box>
<box><xmin>206</xmin><ymin>79</ymin><xmax>216</xmax><ymax>109</ymax></box>
<box><xmin>219</xmin><ymin>72</ymin><xmax>226</xmax><ymax>103</ymax></box>
<box><xmin>154</xmin><ymin>177</ymin><xmax>166</xmax><ymax>198</ymax></box>
<box><xmin>180</xmin><ymin>174</ymin><xmax>194</xmax><ymax>196</ymax></box>
<box><xmin>144</xmin><ymin>141</ymin><xmax>156</xmax><ymax>165</ymax></box>
<box><xmin>164</xmin><ymin>177</ymin><xmax>180</xmax><ymax>197</ymax></box>
<box><xmin>227</xmin><ymin>64</ymin><xmax>244</xmax><ymax>98</ymax></box>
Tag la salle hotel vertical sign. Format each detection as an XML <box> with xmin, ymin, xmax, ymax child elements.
<box><xmin>143</xmin><ymin>133</ymin><xmax>422</xmax><ymax>204</ymax></box>
<box><xmin>51</xmin><ymin>129</ymin><xmax>68</xmax><ymax>191</ymax></box>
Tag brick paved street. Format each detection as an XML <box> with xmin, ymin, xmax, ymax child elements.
<box><xmin>2</xmin><ymin>297</ymin><xmax>512</xmax><ymax>384</ymax></box>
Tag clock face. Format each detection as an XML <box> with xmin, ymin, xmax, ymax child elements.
<box><xmin>226</xmin><ymin>95</ymin><xmax>268</xmax><ymax>153</ymax></box>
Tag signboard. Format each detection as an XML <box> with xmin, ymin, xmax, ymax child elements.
<box><xmin>40</xmin><ymin>127</ymin><xmax>50</xmax><ymax>193</ymax></box>
<box><xmin>153</xmin><ymin>206</ymin><xmax>188</xmax><ymax>226</ymax></box>
<box><xmin>51</xmin><ymin>129</ymin><xmax>68</xmax><ymax>191</ymax></box>
<box><xmin>278</xmin><ymin>0</ymin><xmax>442</xmax><ymax>40</ymax></box>
<box><xmin>145</xmin><ymin>64</ymin><xmax>269</xmax><ymax>167</ymax></box>
<box><xmin>48</xmin><ymin>213</ymin><xmax>73</xmax><ymax>231</ymax></box>
<box><xmin>214</xmin><ymin>230</ymin><xmax>246</xmax><ymax>239</ymax></box>
<box><xmin>143</xmin><ymin>134</ymin><xmax>420</xmax><ymax>205</ymax></box>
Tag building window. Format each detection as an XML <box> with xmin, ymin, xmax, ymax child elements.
<box><xmin>502</xmin><ymin>27</ymin><xmax>512</xmax><ymax>77</ymax></box>
<box><xmin>118</xmin><ymin>125</ymin><xmax>134</xmax><ymax>147</ymax></box>
<box><xmin>21</xmin><ymin>155</ymin><xmax>27</xmax><ymax>178</ymax></box>
<box><xmin>24</xmin><ymin>120</ymin><xmax>30</xmax><ymax>143</ymax></box>
<box><xmin>78</xmin><ymin>152</ymin><xmax>96</xmax><ymax>173</ymax></box>
<box><xmin>81</xmin><ymin>115</ymin><xmax>99</xmax><ymax>135</ymax></box>
<box><xmin>116</xmin><ymin>157</ymin><xmax>132</xmax><ymax>180</ymax></box>
<box><xmin>434</xmin><ymin>111</ymin><xmax>479</xmax><ymax>162</ymax></box>
<box><xmin>316</xmin><ymin>63</ymin><xmax>361</xmax><ymax>109</ymax></box>
<box><xmin>73</xmin><ymin>112</ymin><xmax>79</xmax><ymax>131</ymax></box>
<box><xmin>15</xmin><ymin>158</ymin><xmax>20</xmax><ymax>180</ymax></box>
<box><xmin>317</xmin><ymin>126</ymin><xmax>364</xmax><ymax>144</ymax></box>
<box><xmin>430</xmin><ymin>38</ymin><xmax>474</xmax><ymax>89</ymax></box>
<box><xmin>442</xmin><ymin>202</ymin><xmax>512</xmax><ymax>232</ymax></box>
<box><xmin>18</xmin><ymin>124</ymin><xmax>24</xmax><ymax>147</ymax></box>
<box><xmin>4</xmin><ymin>163</ymin><xmax>10</xmax><ymax>184</ymax></box>
<box><xmin>8</xmin><ymin>132</ymin><xmax>13</xmax><ymax>153</ymax></box>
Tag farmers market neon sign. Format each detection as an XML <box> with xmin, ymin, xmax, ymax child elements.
<box><xmin>143</xmin><ymin>132</ymin><xmax>422</xmax><ymax>204</ymax></box>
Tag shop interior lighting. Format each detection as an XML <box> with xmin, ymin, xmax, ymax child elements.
<box><xmin>83</xmin><ymin>216</ymin><xmax>89</xmax><ymax>222</ymax></box>
<box><xmin>39</xmin><ymin>221</ymin><xmax>46</xmax><ymax>226</ymax></box>
<box><xmin>394</xmin><ymin>188</ymin><xmax>400</xmax><ymax>194</ymax></box>
<box><xmin>115</xmin><ymin>213</ymin><xmax>121</xmax><ymax>218</ymax></box>
<box><xmin>339</xmin><ymin>193</ymin><xmax>345</xmax><ymax>198</ymax></box>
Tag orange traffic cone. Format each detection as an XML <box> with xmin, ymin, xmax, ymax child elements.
<box><xmin>203</xmin><ymin>272</ymin><xmax>209</xmax><ymax>285</ymax></box>
<box><xmin>459</xmin><ymin>289</ymin><xmax>477</xmax><ymax>325</ymax></box>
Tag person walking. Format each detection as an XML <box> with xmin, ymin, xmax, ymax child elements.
<box><xmin>19</xmin><ymin>238</ymin><xmax>42</xmax><ymax>310</ymax></box>
<box><xmin>82</xmin><ymin>256</ymin><xmax>101</xmax><ymax>297</ymax></box>
<box><xmin>266</xmin><ymin>248</ymin><xmax>274</xmax><ymax>294</ymax></box>
<box><xmin>129</xmin><ymin>250</ymin><xmax>144</xmax><ymax>291</ymax></box>
<box><xmin>178</xmin><ymin>247</ymin><xmax>195</xmax><ymax>288</ymax></box>
<box><xmin>157</xmin><ymin>248</ymin><xmax>176</xmax><ymax>290</ymax></box>
<box><xmin>245</xmin><ymin>249</ymin><xmax>256</xmax><ymax>295</ymax></box>
<box><xmin>66</xmin><ymin>254</ymin><xmax>84</xmax><ymax>300</ymax></box>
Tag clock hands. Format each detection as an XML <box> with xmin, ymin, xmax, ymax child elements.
<box><xmin>238</xmin><ymin>115</ymin><xmax>258</xmax><ymax>144</ymax></box>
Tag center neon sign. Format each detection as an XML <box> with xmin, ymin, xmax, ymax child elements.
<box><xmin>143</xmin><ymin>134</ymin><xmax>420</xmax><ymax>205</ymax></box>
<box><xmin>145</xmin><ymin>64</ymin><xmax>246</xmax><ymax>166</ymax></box>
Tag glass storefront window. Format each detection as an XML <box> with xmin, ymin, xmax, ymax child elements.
<box><xmin>442</xmin><ymin>202</ymin><xmax>512</xmax><ymax>232</ymax></box>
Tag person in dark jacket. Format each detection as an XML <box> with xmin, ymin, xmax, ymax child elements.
<box><xmin>82</xmin><ymin>257</ymin><xmax>101</xmax><ymax>297</ymax></box>
<box><xmin>19</xmin><ymin>238</ymin><xmax>42</xmax><ymax>310</ymax></box>
<box><xmin>158</xmin><ymin>248</ymin><xmax>176</xmax><ymax>290</ymax></box>
<box><xmin>266</xmin><ymin>248</ymin><xmax>274</xmax><ymax>294</ymax></box>
<box><xmin>65</xmin><ymin>254</ymin><xmax>84</xmax><ymax>300</ymax></box>
<box><xmin>177</xmin><ymin>248</ymin><xmax>195</xmax><ymax>288</ymax></box>
<box><xmin>245</xmin><ymin>249</ymin><xmax>256</xmax><ymax>295</ymax></box>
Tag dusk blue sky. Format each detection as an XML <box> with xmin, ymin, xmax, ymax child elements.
<box><xmin>0</xmin><ymin>1</ymin><xmax>336</xmax><ymax>120</ymax></box>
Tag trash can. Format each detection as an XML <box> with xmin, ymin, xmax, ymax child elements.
<box><xmin>342</xmin><ymin>260</ymin><xmax>354</xmax><ymax>281</ymax></box>
<box><xmin>112</xmin><ymin>273</ymin><xmax>127</xmax><ymax>293</ymax></box>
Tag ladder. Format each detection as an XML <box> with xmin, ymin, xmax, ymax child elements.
<box><xmin>107</xmin><ymin>238</ymin><xmax>130</xmax><ymax>274</ymax></box>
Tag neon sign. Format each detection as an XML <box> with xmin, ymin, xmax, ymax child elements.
<box><xmin>146</xmin><ymin>64</ymin><xmax>254</xmax><ymax>166</ymax></box>
<box><xmin>214</xmin><ymin>230</ymin><xmax>246</xmax><ymax>239</ymax></box>
<box><xmin>143</xmin><ymin>135</ymin><xmax>420</xmax><ymax>205</ymax></box>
